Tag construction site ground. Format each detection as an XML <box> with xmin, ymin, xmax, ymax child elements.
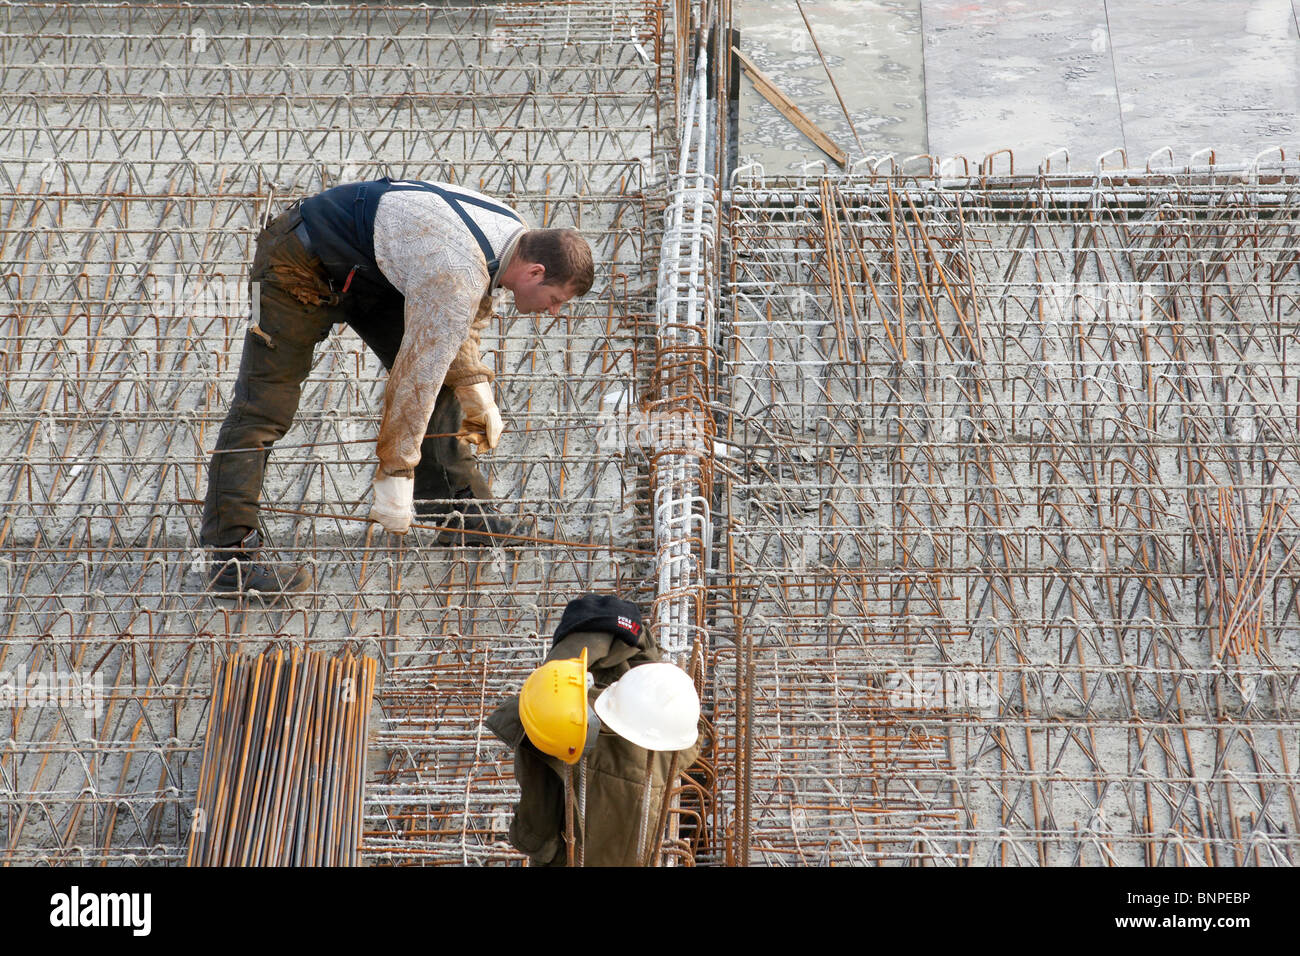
<box><xmin>1</xmin><ymin>1</ymin><xmax>1299</xmax><ymax>870</ymax></box>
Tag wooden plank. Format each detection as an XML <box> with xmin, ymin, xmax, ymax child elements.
<box><xmin>733</xmin><ymin>45</ymin><xmax>847</xmax><ymax>167</ymax></box>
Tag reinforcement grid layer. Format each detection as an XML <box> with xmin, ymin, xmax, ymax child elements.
<box><xmin>714</xmin><ymin>171</ymin><xmax>1300</xmax><ymax>866</ymax></box>
<box><xmin>6</xmin><ymin>0</ymin><xmax>1300</xmax><ymax>869</ymax></box>
<box><xmin>0</xmin><ymin>1</ymin><xmax>682</xmax><ymax>865</ymax></box>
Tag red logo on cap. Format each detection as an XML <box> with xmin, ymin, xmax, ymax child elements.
<box><xmin>617</xmin><ymin>616</ymin><xmax>641</xmax><ymax>635</ymax></box>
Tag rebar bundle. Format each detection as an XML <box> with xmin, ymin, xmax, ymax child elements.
<box><xmin>188</xmin><ymin>648</ymin><xmax>376</xmax><ymax>866</ymax></box>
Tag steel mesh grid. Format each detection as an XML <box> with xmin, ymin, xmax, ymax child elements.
<box><xmin>10</xmin><ymin>0</ymin><xmax>1299</xmax><ymax>869</ymax></box>
<box><xmin>713</xmin><ymin>168</ymin><xmax>1300</xmax><ymax>866</ymax></box>
<box><xmin>0</xmin><ymin>0</ymin><xmax>680</xmax><ymax>865</ymax></box>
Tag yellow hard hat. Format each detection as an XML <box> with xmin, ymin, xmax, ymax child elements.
<box><xmin>518</xmin><ymin>648</ymin><xmax>589</xmax><ymax>765</ymax></box>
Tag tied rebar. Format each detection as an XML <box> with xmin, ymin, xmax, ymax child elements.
<box><xmin>0</xmin><ymin>0</ymin><xmax>685</xmax><ymax>866</ymax></box>
<box><xmin>715</xmin><ymin>162</ymin><xmax>1300</xmax><ymax>866</ymax></box>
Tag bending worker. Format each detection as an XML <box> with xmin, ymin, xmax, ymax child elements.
<box><xmin>200</xmin><ymin>177</ymin><xmax>593</xmax><ymax>595</ymax></box>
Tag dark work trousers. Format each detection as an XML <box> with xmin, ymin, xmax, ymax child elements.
<box><xmin>199</xmin><ymin>206</ymin><xmax>490</xmax><ymax>549</ymax></box>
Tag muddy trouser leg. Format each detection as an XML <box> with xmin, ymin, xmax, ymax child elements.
<box><xmin>200</xmin><ymin>216</ymin><xmax>339</xmax><ymax>548</ymax></box>
<box><xmin>346</xmin><ymin>310</ymin><xmax>492</xmax><ymax>503</ymax></box>
<box><xmin>415</xmin><ymin>387</ymin><xmax>492</xmax><ymax>501</ymax></box>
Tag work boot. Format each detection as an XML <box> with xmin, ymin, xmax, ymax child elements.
<box><xmin>415</xmin><ymin>489</ymin><xmax>521</xmax><ymax>548</ymax></box>
<box><xmin>206</xmin><ymin>531</ymin><xmax>312</xmax><ymax>597</ymax></box>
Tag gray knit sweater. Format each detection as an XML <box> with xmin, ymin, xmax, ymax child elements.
<box><xmin>371</xmin><ymin>185</ymin><xmax>526</xmax><ymax>475</ymax></box>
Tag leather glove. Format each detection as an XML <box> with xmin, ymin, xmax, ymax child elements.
<box><xmin>369</xmin><ymin>474</ymin><xmax>414</xmax><ymax>534</ymax></box>
<box><xmin>456</xmin><ymin>382</ymin><xmax>504</xmax><ymax>449</ymax></box>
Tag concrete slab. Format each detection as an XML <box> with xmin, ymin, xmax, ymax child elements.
<box><xmin>735</xmin><ymin>0</ymin><xmax>927</xmax><ymax>174</ymax></box>
<box><xmin>921</xmin><ymin>0</ymin><xmax>1123</xmax><ymax>173</ymax></box>
<box><xmin>1106</xmin><ymin>0</ymin><xmax>1300</xmax><ymax>167</ymax></box>
<box><xmin>739</xmin><ymin>0</ymin><xmax>1300</xmax><ymax>175</ymax></box>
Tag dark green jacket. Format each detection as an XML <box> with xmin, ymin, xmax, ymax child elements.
<box><xmin>485</xmin><ymin>629</ymin><xmax>701</xmax><ymax>866</ymax></box>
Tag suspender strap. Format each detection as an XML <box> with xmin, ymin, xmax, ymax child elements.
<box><xmin>297</xmin><ymin>178</ymin><xmax>524</xmax><ymax>296</ymax></box>
<box><xmin>386</xmin><ymin>180</ymin><xmax>523</xmax><ymax>280</ymax></box>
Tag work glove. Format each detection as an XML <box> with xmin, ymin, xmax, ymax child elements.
<box><xmin>370</xmin><ymin>474</ymin><xmax>414</xmax><ymax>534</ymax></box>
<box><xmin>456</xmin><ymin>382</ymin><xmax>504</xmax><ymax>450</ymax></box>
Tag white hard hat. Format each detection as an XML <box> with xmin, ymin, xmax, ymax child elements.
<box><xmin>594</xmin><ymin>663</ymin><xmax>700</xmax><ymax>751</ymax></box>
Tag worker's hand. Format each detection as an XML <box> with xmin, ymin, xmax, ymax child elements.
<box><xmin>455</xmin><ymin>382</ymin><xmax>504</xmax><ymax>450</ymax></box>
<box><xmin>370</xmin><ymin>474</ymin><xmax>414</xmax><ymax>534</ymax></box>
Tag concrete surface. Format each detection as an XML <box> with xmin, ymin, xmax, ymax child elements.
<box><xmin>737</xmin><ymin>0</ymin><xmax>928</xmax><ymax>173</ymax></box>
<box><xmin>737</xmin><ymin>0</ymin><xmax>1300</xmax><ymax>173</ymax></box>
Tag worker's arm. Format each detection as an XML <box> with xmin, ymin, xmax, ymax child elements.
<box><xmin>371</xmin><ymin>192</ymin><xmax>506</xmax><ymax>472</ymax></box>
<box><xmin>443</xmin><ymin>295</ymin><xmax>504</xmax><ymax>448</ymax></box>
<box><xmin>445</xmin><ymin>223</ymin><xmax>527</xmax><ymax>390</ymax></box>
<box><xmin>375</xmin><ymin>263</ymin><xmax>480</xmax><ymax>476</ymax></box>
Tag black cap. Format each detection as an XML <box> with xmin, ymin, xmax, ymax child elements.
<box><xmin>552</xmin><ymin>594</ymin><xmax>644</xmax><ymax>649</ymax></box>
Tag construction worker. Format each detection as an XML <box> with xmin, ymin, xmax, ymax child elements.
<box><xmin>486</xmin><ymin>594</ymin><xmax>704</xmax><ymax>866</ymax></box>
<box><xmin>200</xmin><ymin>177</ymin><xmax>594</xmax><ymax>596</ymax></box>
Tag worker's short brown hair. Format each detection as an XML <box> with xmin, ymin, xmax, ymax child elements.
<box><xmin>517</xmin><ymin>229</ymin><xmax>594</xmax><ymax>296</ymax></box>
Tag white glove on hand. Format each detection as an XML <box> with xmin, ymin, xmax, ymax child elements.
<box><xmin>370</xmin><ymin>474</ymin><xmax>414</xmax><ymax>534</ymax></box>
<box><xmin>456</xmin><ymin>382</ymin><xmax>504</xmax><ymax>450</ymax></box>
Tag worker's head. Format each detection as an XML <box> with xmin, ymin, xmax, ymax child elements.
<box><xmin>502</xmin><ymin>228</ymin><xmax>594</xmax><ymax>315</ymax></box>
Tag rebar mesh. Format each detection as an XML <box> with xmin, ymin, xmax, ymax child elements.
<box><xmin>0</xmin><ymin>0</ymin><xmax>681</xmax><ymax>865</ymax></box>
<box><xmin>7</xmin><ymin>0</ymin><xmax>1300</xmax><ymax>869</ymax></box>
<box><xmin>714</xmin><ymin>167</ymin><xmax>1300</xmax><ymax>865</ymax></box>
